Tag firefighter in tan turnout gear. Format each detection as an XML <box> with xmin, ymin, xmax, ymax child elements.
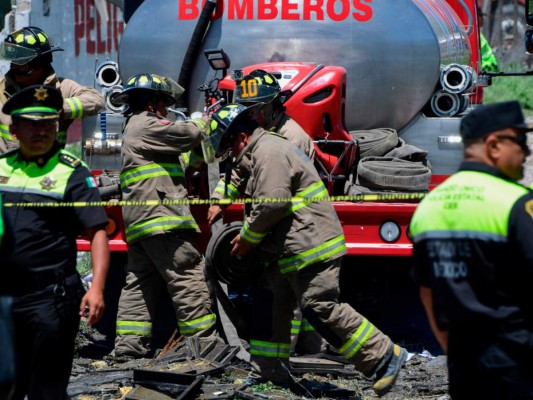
<box><xmin>206</xmin><ymin>70</ymin><xmax>325</xmax><ymax>355</ymax></box>
<box><xmin>112</xmin><ymin>73</ymin><xmax>216</xmax><ymax>358</ymax></box>
<box><xmin>0</xmin><ymin>26</ymin><xmax>104</xmax><ymax>153</ymax></box>
<box><xmin>202</xmin><ymin>103</ymin><xmax>408</xmax><ymax>396</ymax></box>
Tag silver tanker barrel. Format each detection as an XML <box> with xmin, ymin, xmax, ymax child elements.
<box><xmin>118</xmin><ymin>0</ymin><xmax>472</xmax><ymax>174</ymax></box>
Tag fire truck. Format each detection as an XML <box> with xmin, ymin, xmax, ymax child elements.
<box><xmin>2</xmin><ymin>0</ymin><xmax>532</xmax><ymax>351</ymax></box>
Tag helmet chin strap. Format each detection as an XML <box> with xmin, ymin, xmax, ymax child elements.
<box><xmin>223</xmin><ymin>150</ymin><xmax>234</xmax><ymax>198</ymax></box>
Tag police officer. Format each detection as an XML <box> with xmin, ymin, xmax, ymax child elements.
<box><xmin>410</xmin><ymin>101</ymin><xmax>533</xmax><ymax>399</ymax></box>
<box><xmin>112</xmin><ymin>73</ymin><xmax>216</xmax><ymax>358</ymax></box>
<box><xmin>203</xmin><ymin>104</ymin><xmax>408</xmax><ymax>396</ymax></box>
<box><xmin>0</xmin><ymin>26</ymin><xmax>105</xmax><ymax>152</ymax></box>
<box><xmin>0</xmin><ymin>85</ymin><xmax>110</xmax><ymax>400</ymax></box>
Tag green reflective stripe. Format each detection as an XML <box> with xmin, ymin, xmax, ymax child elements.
<box><xmin>240</xmin><ymin>220</ymin><xmax>267</xmax><ymax>245</ymax></box>
<box><xmin>116</xmin><ymin>320</ymin><xmax>152</xmax><ymax>336</ymax></box>
<box><xmin>291</xmin><ymin>319</ymin><xmax>302</xmax><ymax>335</ymax></box>
<box><xmin>279</xmin><ymin>235</ymin><xmax>346</xmax><ymax>274</ymax></box>
<box><xmin>120</xmin><ymin>163</ymin><xmax>184</xmax><ymax>189</ymax></box>
<box><xmin>250</xmin><ymin>340</ymin><xmax>291</xmax><ymax>359</ymax></box>
<box><xmin>65</xmin><ymin>97</ymin><xmax>83</xmax><ymax>119</ymax></box>
<box><xmin>178</xmin><ymin>313</ymin><xmax>217</xmax><ymax>335</ymax></box>
<box><xmin>339</xmin><ymin>318</ymin><xmax>374</xmax><ymax>360</ymax></box>
<box><xmin>300</xmin><ymin>319</ymin><xmax>315</xmax><ymax>332</ymax></box>
<box><xmin>56</xmin><ymin>130</ymin><xmax>67</xmax><ymax>145</ymax></box>
<box><xmin>0</xmin><ymin>124</ymin><xmax>13</xmax><ymax>141</ymax></box>
<box><xmin>284</xmin><ymin>181</ymin><xmax>328</xmax><ymax>215</ymax></box>
<box><xmin>125</xmin><ymin>215</ymin><xmax>199</xmax><ymax>242</ymax></box>
<box><xmin>214</xmin><ymin>179</ymin><xmax>240</xmax><ymax>199</ymax></box>
<box><xmin>186</xmin><ymin>148</ymin><xmax>204</xmax><ymax>168</ymax></box>
<box><xmin>191</xmin><ymin>118</ymin><xmax>207</xmax><ymax>130</ymax></box>
<box><xmin>182</xmin><ymin>152</ymin><xmax>190</xmax><ymax>164</ymax></box>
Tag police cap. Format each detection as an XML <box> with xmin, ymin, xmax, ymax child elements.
<box><xmin>2</xmin><ymin>85</ymin><xmax>63</xmax><ymax>121</ymax></box>
<box><xmin>460</xmin><ymin>100</ymin><xmax>533</xmax><ymax>141</ymax></box>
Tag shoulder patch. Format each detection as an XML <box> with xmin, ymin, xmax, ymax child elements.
<box><xmin>59</xmin><ymin>152</ymin><xmax>81</xmax><ymax>168</ymax></box>
<box><xmin>525</xmin><ymin>199</ymin><xmax>533</xmax><ymax>220</ymax></box>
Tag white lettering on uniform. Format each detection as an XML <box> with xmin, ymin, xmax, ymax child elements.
<box><xmin>432</xmin><ymin>261</ymin><xmax>468</xmax><ymax>279</ymax></box>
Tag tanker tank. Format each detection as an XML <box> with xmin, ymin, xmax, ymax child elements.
<box><xmin>118</xmin><ymin>0</ymin><xmax>471</xmax><ymax>133</ymax></box>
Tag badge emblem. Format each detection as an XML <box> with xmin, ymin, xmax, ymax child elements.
<box><xmin>0</xmin><ymin>176</ymin><xmax>9</xmax><ymax>184</ymax></box>
<box><xmin>34</xmin><ymin>87</ymin><xmax>49</xmax><ymax>101</ymax></box>
<box><xmin>40</xmin><ymin>175</ymin><xmax>57</xmax><ymax>190</ymax></box>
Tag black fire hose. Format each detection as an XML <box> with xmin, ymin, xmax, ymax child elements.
<box><xmin>205</xmin><ymin>222</ymin><xmax>268</xmax><ymax>339</ymax></box>
<box><xmin>177</xmin><ymin>0</ymin><xmax>218</xmax><ymax>109</ymax></box>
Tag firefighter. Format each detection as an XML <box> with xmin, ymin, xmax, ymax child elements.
<box><xmin>202</xmin><ymin>103</ymin><xmax>408</xmax><ymax>396</ymax></box>
<box><xmin>112</xmin><ymin>73</ymin><xmax>217</xmax><ymax>359</ymax></box>
<box><xmin>0</xmin><ymin>85</ymin><xmax>110</xmax><ymax>400</ymax></box>
<box><xmin>208</xmin><ymin>69</ymin><xmax>315</xmax><ymax>222</ymax></box>
<box><xmin>206</xmin><ymin>70</ymin><xmax>325</xmax><ymax>355</ymax></box>
<box><xmin>410</xmin><ymin>101</ymin><xmax>533</xmax><ymax>399</ymax></box>
<box><xmin>0</xmin><ymin>26</ymin><xmax>105</xmax><ymax>152</ymax></box>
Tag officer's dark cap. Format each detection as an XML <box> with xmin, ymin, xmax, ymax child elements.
<box><xmin>460</xmin><ymin>100</ymin><xmax>533</xmax><ymax>141</ymax></box>
<box><xmin>2</xmin><ymin>84</ymin><xmax>62</xmax><ymax>121</ymax></box>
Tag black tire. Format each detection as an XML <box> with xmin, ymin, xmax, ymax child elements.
<box><xmin>350</xmin><ymin>128</ymin><xmax>399</xmax><ymax>158</ymax></box>
<box><xmin>357</xmin><ymin>157</ymin><xmax>431</xmax><ymax>191</ymax></box>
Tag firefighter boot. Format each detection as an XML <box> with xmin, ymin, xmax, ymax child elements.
<box><xmin>372</xmin><ymin>343</ymin><xmax>408</xmax><ymax>396</ymax></box>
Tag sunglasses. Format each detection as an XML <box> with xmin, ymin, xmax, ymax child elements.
<box><xmin>494</xmin><ymin>134</ymin><xmax>530</xmax><ymax>151</ymax></box>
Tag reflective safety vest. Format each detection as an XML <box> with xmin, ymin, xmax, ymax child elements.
<box><xmin>480</xmin><ymin>33</ymin><xmax>498</xmax><ymax>72</ymax></box>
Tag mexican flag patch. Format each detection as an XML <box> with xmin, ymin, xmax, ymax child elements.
<box><xmin>86</xmin><ymin>176</ymin><xmax>98</xmax><ymax>188</ymax></box>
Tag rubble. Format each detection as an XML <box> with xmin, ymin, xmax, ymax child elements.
<box><xmin>70</xmin><ymin>328</ymin><xmax>451</xmax><ymax>400</ymax></box>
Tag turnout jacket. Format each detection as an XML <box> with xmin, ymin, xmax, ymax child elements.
<box><xmin>410</xmin><ymin>161</ymin><xmax>533</xmax><ymax>332</ymax></box>
<box><xmin>0</xmin><ymin>69</ymin><xmax>105</xmax><ymax>152</ymax></box>
<box><xmin>120</xmin><ymin>111</ymin><xmax>206</xmax><ymax>243</ymax></box>
<box><xmin>235</xmin><ymin>128</ymin><xmax>346</xmax><ymax>273</ymax></box>
<box><xmin>211</xmin><ymin>113</ymin><xmax>314</xmax><ymax>200</ymax></box>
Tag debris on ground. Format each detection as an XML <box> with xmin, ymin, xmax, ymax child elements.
<box><xmin>70</xmin><ymin>327</ymin><xmax>451</xmax><ymax>400</ymax></box>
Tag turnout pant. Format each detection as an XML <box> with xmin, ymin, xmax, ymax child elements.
<box><xmin>250</xmin><ymin>258</ymin><xmax>391</xmax><ymax>382</ymax></box>
<box><xmin>115</xmin><ymin>233</ymin><xmax>216</xmax><ymax>357</ymax></box>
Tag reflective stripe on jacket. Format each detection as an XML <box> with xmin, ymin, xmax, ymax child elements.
<box><xmin>120</xmin><ymin>111</ymin><xmax>205</xmax><ymax>243</ymax></box>
<box><xmin>235</xmin><ymin>128</ymin><xmax>346</xmax><ymax>273</ymax></box>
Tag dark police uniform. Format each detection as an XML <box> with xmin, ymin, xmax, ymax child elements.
<box><xmin>410</xmin><ymin>161</ymin><xmax>533</xmax><ymax>399</ymax></box>
<box><xmin>0</xmin><ymin>85</ymin><xmax>108</xmax><ymax>400</ymax></box>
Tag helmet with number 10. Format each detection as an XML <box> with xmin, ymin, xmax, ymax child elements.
<box><xmin>234</xmin><ymin>69</ymin><xmax>281</xmax><ymax>104</ymax></box>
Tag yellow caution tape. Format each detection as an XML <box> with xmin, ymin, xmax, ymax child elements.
<box><xmin>3</xmin><ymin>192</ymin><xmax>427</xmax><ymax>208</ymax></box>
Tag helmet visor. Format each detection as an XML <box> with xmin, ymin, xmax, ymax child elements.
<box><xmin>234</xmin><ymin>81</ymin><xmax>279</xmax><ymax>103</ymax></box>
<box><xmin>201</xmin><ymin>130</ymin><xmax>229</xmax><ymax>164</ymax></box>
<box><xmin>0</xmin><ymin>42</ymin><xmax>40</xmax><ymax>65</ymax></box>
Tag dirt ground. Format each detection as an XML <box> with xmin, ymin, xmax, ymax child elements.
<box><xmin>69</xmin><ymin>327</ymin><xmax>450</xmax><ymax>400</ymax></box>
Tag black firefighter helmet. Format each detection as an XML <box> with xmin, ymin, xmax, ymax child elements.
<box><xmin>201</xmin><ymin>103</ymin><xmax>259</xmax><ymax>163</ymax></box>
<box><xmin>111</xmin><ymin>73</ymin><xmax>184</xmax><ymax>108</ymax></box>
<box><xmin>0</xmin><ymin>26</ymin><xmax>63</xmax><ymax>66</ymax></box>
<box><xmin>234</xmin><ymin>69</ymin><xmax>281</xmax><ymax>104</ymax></box>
